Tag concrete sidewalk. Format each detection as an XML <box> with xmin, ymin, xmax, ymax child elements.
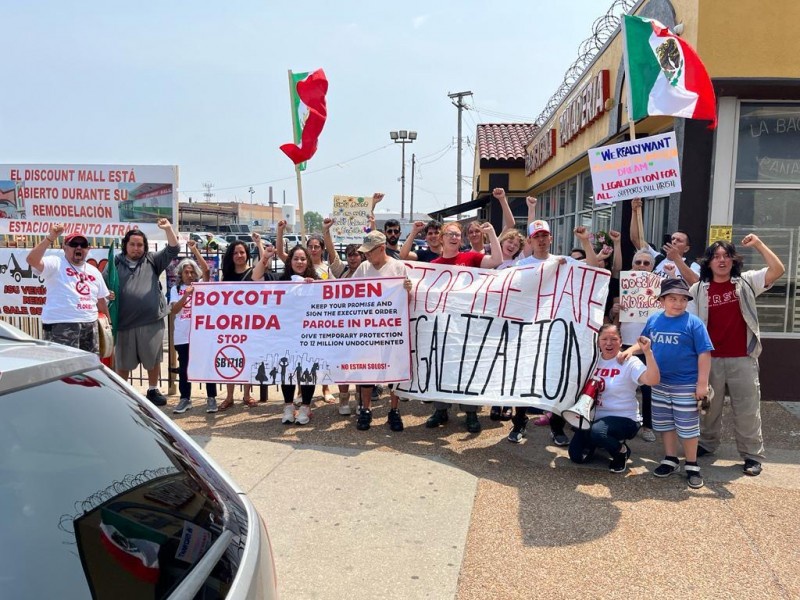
<box><xmin>168</xmin><ymin>395</ymin><xmax>800</xmax><ymax>600</ymax></box>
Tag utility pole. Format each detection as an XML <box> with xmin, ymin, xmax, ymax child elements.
<box><xmin>202</xmin><ymin>182</ymin><xmax>215</xmax><ymax>204</ymax></box>
<box><xmin>448</xmin><ymin>90</ymin><xmax>472</xmax><ymax>215</ymax></box>
<box><xmin>268</xmin><ymin>186</ymin><xmax>277</xmax><ymax>233</ymax></box>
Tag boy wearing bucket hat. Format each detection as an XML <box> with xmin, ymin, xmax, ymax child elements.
<box><xmin>623</xmin><ymin>278</ymin><xmax>713</xmax><ymax>488</ymax></box>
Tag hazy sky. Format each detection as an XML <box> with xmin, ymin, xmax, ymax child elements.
<box><xmin>4</xmin><ymin>1</ymin><xmax>614</xmax><ymax>219</ymax></box>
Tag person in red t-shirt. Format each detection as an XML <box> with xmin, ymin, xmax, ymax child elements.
<box><xmin>689</xmin><ymin>235</ymin><xmax>784</xmax><ymax>477</ymax></box>
<box><xmin>426</xmin><ymin>221</ymin><xmax>502</xmax><ymax>433</ymax></box>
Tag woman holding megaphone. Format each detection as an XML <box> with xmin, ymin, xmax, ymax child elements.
<box><xmin>568</xmin><ymin>324</ymin><xmax>660</xmax><ymax>473</ymax></box>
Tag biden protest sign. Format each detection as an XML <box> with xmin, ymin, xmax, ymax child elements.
<box><xmin>395</xmin><ymin>260</ymin><xmax>609</xmax><ymax>411</ymax></box>
<box><xmin>187</xmin><ymin>278</ymin><xmax>410</xmax><ymax>385</ymax></box>
<box><xmin>588</xmin><ymin>132</ymin><xmax>681</xmax><ymax>203</ymax></box>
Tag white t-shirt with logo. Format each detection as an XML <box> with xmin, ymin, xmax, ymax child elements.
<box><xmin>36</xmin><ymin>255</ymin><xmax>109</xmax><ymax>324</ymax></box>
<box><xmin>168</xmin><ymin>285</ymin><xmax>193</xmax><ymax>345</ymax></box>
<box><xmin>592</xmin><ymin>356</ymin><xmax>647</xmax><ymax>423</ymax></box>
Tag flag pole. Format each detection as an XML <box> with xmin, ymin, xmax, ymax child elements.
<box><xmin>295</xmin><ymin>164</ymin><xmax>306</xmax><ymax>239</ymax></box>
<box><xmin>620</xmin><ymin>15</ymin><xmax>638</xmax><ymax>144</ymax></box>
<box><xmin>286</xmin><ymin>69</ymin><xmax>307</xmax><ymax>239</ymax></box>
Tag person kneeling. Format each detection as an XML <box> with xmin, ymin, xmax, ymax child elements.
<box><xmin>569</xmin><ymin>325</ymin><xmax>660</xmax><ymax>473</ymax></box>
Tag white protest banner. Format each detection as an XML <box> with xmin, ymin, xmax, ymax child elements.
<box><xmin>0</xmin><ymin>248</ymin><xmax>112</xmax><ymax>317</ymax></box>
<box><xmin>395</xmin><ymin>261</ymin><xmax>609</xmax><ymax>411</ymax></box>
<box><xmin>619</xmin><ymin>270</ymin><xmax>662</xmax><ymax>322</ymax></box>
<box><xmin>588</xmin><ymin>132</ymin><xmax>681</xmax><ymax>203</ymax></box>
<box><xmin>187</xmin><ymin>278</ymin><xmax>410</xmax><ymax>384</ymax></box>
<box><xmin>331</xmin><ymin>195</ymin><xmax>372</xmax><ymax>244</ymax></box>
<box><xmin>0</xmin><ymin>164</ymin><xmax>178</xmax><ymax>239</ymax></box>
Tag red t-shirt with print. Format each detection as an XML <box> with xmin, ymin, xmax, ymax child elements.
<box><xmin>707</xmin><ymin>280</ymin><xmax>748</xmax><ymax>357</ymax></box>
<box><xmin>432</xmin><ymin>251</ymin><xmax>484</xmax><ymax>268</ymax></box>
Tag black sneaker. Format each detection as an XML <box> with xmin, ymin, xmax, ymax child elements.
<box><xmin>356</xmin><ymin>408</ymin><xmax>372</xmax><ymax>431</ymax></box>
<box><xmin>425</xmin><ymin>409</ymin><xmax>449</xmax><ymax>428</ymax></box>
<box><xmin>697</xmin><ymin>445</ymin><xmax>713</xmax><ymax>457</ymax></box>
<box><xmin>609</xmin><ymin>448</ymin><xmax>629</xmax><ymax>474</ymax></box>
<box><xmin>550</xmin><ymin>431</ymin><xmax>569</xmax><ymax>447</ymax></box>
<box><xmin>653</xmin><ymin>459</ymin><xmax>680</xmax><ymax>478</ymax></box>
<box><xmin>743</xmin><ymin>459</ymin><xmax>762</xmax><ymax>476</ymax></box>
<box><xmin>465</xmin><ymin>412</ymin><xmax>481</xmax><ymax>434</ymax></box>
<box><xmin>387</xmin><ymin>409</ymin><xmax>404</xmax><ymax>432</ymax></box>
<box><xmin>489</xmin><ymin>406</ymin><xmax>503</xmax><ymax>421</ymax></box>
<box><xmin>685</xmin><ymin>465</ymin><xmax>704</xmax><ymax>489</ymax></box>
<box><xmin>146</xmin><ymin>388</ymin><xmax>167</xmax><ymax>407</ymax></box>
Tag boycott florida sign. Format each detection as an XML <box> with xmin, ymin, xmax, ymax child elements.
<box><xmin>619</xmin><ymin>270</ymin><xmax>662</xmax><ymax>323</ymax></box>
<box><xmin>331</xmin><ymin>195</ymin><xmax>372</xmax><ymax>244</ymax></box>
<box><xmin>187</xmin><ymin>278</ymin><xmax>410</xmax><ymax>384</ymax></box>
<box><xmin>588</xmin><ymin>132</ymin><xmax>681</xmax><ymax>203</ymax></box>
<box><xmin>0</xmin><ymin>164</ymin><xmax>178</xmax><ymax>239</ymax></box>
<box><xmin>395</xmin><ymin>260</ymin><xmax>609</xmax><ymax>411</ymax></box>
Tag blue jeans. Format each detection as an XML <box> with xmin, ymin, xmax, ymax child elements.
<box><xmin>568</xmin><ymin>416</ymin><xmax>640</xmax><ymax>463</ymax></box>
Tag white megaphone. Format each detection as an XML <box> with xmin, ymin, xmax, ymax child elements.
<box><xmin>562</xmin><ymin>377</ymin><xmax>605</xmax><ymax>430</ymax></box>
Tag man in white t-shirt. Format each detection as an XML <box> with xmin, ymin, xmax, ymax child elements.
<box><xmin>26</xmin><ymin>224</ymin><xmax>110</xmax><ymax>353</ymax></box>
<box><xmin>351</xmin><ymin>230</ymin><xmax>411</xmax><ymax>432</ymax></box>
<box><xmin>630</xmin><ymin>198</ymin><xmax>700</xmax><ymax>283</ymax></box>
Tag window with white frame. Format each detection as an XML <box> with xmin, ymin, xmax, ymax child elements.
<box><xmin>732</xmin><ymin>102</ymin><xmax>800</xmax><ymax>334</ymax></box>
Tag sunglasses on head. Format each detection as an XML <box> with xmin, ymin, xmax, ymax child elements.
<box><xmin>385</xmin><ymin>228</ymin><xmax>401</xmax><ymax>234</ymax></box>
<box><xmin>67</xmin><ymin>241</ymin><xmax>89</xmax><ymax>248</ymax></box>
<box><xmin>634</xmin><ymin>260</ymin><xmax>651</xmax><ymax>266</ymax></box>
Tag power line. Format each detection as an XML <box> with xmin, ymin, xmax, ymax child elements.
<box><xmin>180</xmin><ymin>143</ymin><xmax>393</xmax><ymax>193</ymax></box>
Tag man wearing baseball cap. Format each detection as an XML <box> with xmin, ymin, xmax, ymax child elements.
<box><xmin>26</xmin><ymin>224</ymin><xmax>110</xmax><ymax>352</ymax></box>
<box><xmin>349</xmin><ymin>229</ymin><xmax>412</xmax><ymax>432</ymax></box>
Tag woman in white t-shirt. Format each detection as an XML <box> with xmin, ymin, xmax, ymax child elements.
<box><xmin>568</xmin><ymin>324</ymin><xmax>660</xmax><ymax>473</ymax></box>
<box><xmin>168</xmin><ymin>242</ymin><xmax>214</xmax><ymax>414</ymax></box>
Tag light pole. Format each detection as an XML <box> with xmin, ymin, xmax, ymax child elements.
<box><xmin>389</xmin><ymin>130</ymin><xmax>417</xmax><ymax>220</ymax></box>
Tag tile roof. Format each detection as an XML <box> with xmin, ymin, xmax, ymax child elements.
<box><xmin>476</xmin><ymin>123</ymin><xmax>538</xmax><ymax>161</ymax></box>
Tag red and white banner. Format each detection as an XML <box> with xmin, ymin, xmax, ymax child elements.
<box><xmin>187</xmin><ymin>278</ymin><xmax>411</xmax><ymax>384</ymax></box>
<box><xmin>395</xmin><ymin>261</ymin><xmax>609</xmax><ymax>411</ymax></box>
<box><xmin>0</xmin><ymin>164</ymin><xmax>178</xmax><ymax>239</ymax></box>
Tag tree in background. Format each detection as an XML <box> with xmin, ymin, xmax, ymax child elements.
<box><xmin>304</xmin><ymin>211</ymin><xmax>323</xmax><ymax>233</ymax></box>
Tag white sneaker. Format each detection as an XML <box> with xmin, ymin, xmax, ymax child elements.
<box><xmin>296</xmin><ymin>404</ymin><xmax>311</xmax><ymax>425</ymax></box>
<box><xmin>281</xmin><ymin>404</ymin><xmax>295</xmax><ymax>424</ymax></box>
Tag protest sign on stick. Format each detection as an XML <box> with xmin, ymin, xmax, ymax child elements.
<box><xmin>619</xmin><ymin>270</ymin><xmax>662</xmax><ymax>322</ymax></box>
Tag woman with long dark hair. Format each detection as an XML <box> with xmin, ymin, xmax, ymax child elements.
<box><xmin>277</xmin><ymin>246</ymin><xmax>320</xmax><ymax>425</ymax></box>
<box><xmin>219</xmin><ymin>241</ymin><xmax>257</xmax><ymax>410</ymax></box>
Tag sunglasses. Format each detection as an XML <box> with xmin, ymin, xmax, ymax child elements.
<box><xmin>67</xmin><ymin>241</ymin><xmax>89</xmax><ymax>248</ymax></box>
<box><xmin>633</xmin><ymin>260</ymin><xmax>651</xmax><ymax>266</ymax></box>
<box><xmin>385</xmin><ymin>228</ymin><xmax>401</xmax><ymax>234</ymax></box>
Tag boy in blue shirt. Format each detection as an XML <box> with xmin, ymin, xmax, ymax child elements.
<box><xmin>623</xmin><ymin>278</ymin><xmax>713</xmax><ymax>488</ymax></box>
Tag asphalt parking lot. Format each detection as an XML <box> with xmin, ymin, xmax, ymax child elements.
<box><xmin>157</xmin><ymin>387</ymin><xmax>800</xmax><ymax>600</ymax></box>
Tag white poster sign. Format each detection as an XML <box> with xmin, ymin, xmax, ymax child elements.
<box><xmin>588</xmin><ymin>132</ymin><xmax>681</xmax><ymax>203</ymax></box>
<box><xmin>619</xmin><ymin>270</ymin><xmax>662</xmax><ymax>323</ymax></box>
<box><xmin>0</xmin><ymin>248</ymin><xmax>112</xmax><ymax>317</ymax></box>
<box><xmin>395</xmin><ymin>261</ymin><xmax>609</xmax><ymax>410</ymax></box>
<box><xmin>187</xmin><ymin>278</ymin><xmax>411</xmax><ymax>384</ymax></box>
<box><xmin>331</xmin><ymin>195</ymin><xmax>372</xmax><ymax>244</ymax></box>
<box><xmin>0</xmin><ymin>164</ymin><xmax>178</xmax><ymax>239</ymax></box>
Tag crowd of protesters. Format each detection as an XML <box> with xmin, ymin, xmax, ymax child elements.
<box><xmin>26</xmin><ymin>189</ymin><xmax>785</xmax><ymax>488</ymax></box>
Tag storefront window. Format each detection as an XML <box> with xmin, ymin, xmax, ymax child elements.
<box><xmin>734</xmin><ymin>102</ymin><xmax>800</xmax><ymax>334</ymax></box>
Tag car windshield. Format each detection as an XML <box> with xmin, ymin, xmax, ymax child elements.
<box><xmin>0</xmin><ymin>368</ymin><xmax>248</xmax><ymax>599</ymax></box>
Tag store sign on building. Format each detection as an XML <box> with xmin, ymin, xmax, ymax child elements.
<box><xmin>558</xmin><ymin>70</ymin><xmax>609</xmax><ymax>147</ymax></box>
<box><xmin>525</xmin><ymin>128</ymin><xmax>557</xmax><ymax>175</ymax></box>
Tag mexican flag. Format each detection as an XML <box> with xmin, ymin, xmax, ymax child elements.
<box><xmin>99</xmin><ymin>508</ymin><xmax>166</xmax><ymax>584</ymax></box>
<box><xmin>280</xmin><ymin>69</ymin><xmax>329</xmax><ymax>170</ymax></box>
<box><xmin>622</xmin><ymin>15</ymin><xmax>716</xmax><ymax>128</ymax></box>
